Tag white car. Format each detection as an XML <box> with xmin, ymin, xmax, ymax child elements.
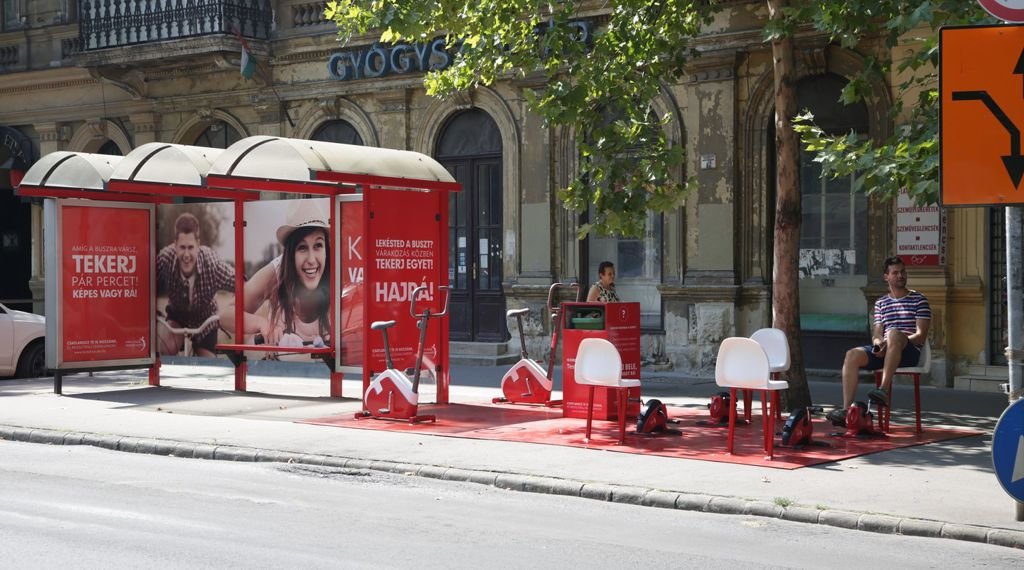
<box><xmin>0</xmin><ymin>302</ymin><xmax>46</xmax><ymax>378</ymax></box>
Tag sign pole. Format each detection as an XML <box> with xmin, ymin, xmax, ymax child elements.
<box><xmin>1005</xmin><ymin>206</ymin><xmax>1024</xmax><ymax>520</ymax></box>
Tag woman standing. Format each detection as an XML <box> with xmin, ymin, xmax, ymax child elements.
<box><xmin>586</xmin><ymin>261</ymin><xmax>620</xmax><ymax>303</ymax></box>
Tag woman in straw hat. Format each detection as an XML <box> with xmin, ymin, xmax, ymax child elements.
<box><xmin>226</xmin><ymin>199</ymin><xmax>332</xmax><ymax>348</ymax></box>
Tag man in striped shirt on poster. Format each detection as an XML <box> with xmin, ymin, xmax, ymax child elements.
<box><xmin>827</xmin><ymin>256</ymin><xmax>931</xmax><ymax>424</ymax></box>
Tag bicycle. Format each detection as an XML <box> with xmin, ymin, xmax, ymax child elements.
<box><xmin>156</xmin><ymin>313</ymin><xmax>221</xmax><ymax>357</ymax></box>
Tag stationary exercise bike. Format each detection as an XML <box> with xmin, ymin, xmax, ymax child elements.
<box><xmin>493</xmin><ymin>282</ymin><xmax>579</xmax><ymax>406</ymax></box>
<box><xmin>356</xmin><ymin>285</ymin><xmax>450</xmax><ymax>424</ymax></box>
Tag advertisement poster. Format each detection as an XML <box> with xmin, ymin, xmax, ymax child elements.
<box><xmin>155</xmin><ymin>203</ymin><xmax>236</xmax><ymax>358</ymax></box>
<box><xmin>60</xmin><ymin>203</ymin><xmax>152</xmax><ymax>364</ymax></box>
<box><xmin>364</xmin><ymin>189</ymin><xmax>446</xmax><ymax>385</ymax></box>
<box><xmin>241</xmin><ymin>198</ymin><xmax>332</xmax><ymax>362</ymax></box>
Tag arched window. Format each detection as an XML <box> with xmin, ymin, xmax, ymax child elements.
<box><xmin>798</xmin><ymin>74</ymin><xmax>870</xmax><ymax>277</ymax></box>
<box><xmin>312</xmin><ymin>120</ymin><xmax>363</xmax><ymax>145</ymax></box>
<box><xmin>582</xmin><ymin>110</ymin><xmax>665</xmax><ymax>330</ymax></box>
<box><xmin>97</xmin><ymin>140</ymin><xmax>123</xmax><ymax>156</ymax></box>
<box><xmin>193</xmin><ymin>121</ymin><xmax>242</xmax><ymax>149</ymax></box>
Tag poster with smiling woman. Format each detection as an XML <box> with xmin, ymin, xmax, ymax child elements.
<box><xmin>241</xmin><ymin>198</ymin><xmax>332</xmax><ymax>361</ymax></box>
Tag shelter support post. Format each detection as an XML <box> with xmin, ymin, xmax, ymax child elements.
<box><xmin>329</xmin><ymin>191</ymin><xmax>340</xmax><ymax>399</ymax></box>
<box><xmin>234</xmin><ymin>199</ymin><xmax>246</xmax><ymax>393</ymax></box>
<box><xmin>53</xmin><ymin>370</ymin><xmax>62</xmax><ymax>395</ymax></box>
<box><xmin>330</xmin><ymin>371</ymin><xmax>343</xmax><ymax>398</ymax></box>
<box><xmin>149</xmin><ymin>356</ymin><xmax>161</xmax><ymax>386</ymax></box>
<box><xmin>235</xmin><ymin>360</ymin><xmax>248</xmax><ymax>391</ymax></box>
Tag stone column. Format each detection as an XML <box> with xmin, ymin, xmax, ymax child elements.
<box><xmin>665</xmin><ymin>53</ymin><xmax>739</xmax><ymax>373</ymax></box>
<box><xmin>516</xmin><ymin>86</ymin><xmax>552</xmax><ymax>285</ymax></box>
<box><xmin>129</xmin><ymin>112</ymin><xmax>160</xmax><ymax>146</ymax></box>
<box><xmin>376</xmin><ymin>90</ymin><xmax>410</xmax><ymax>149</ymax></box>
<box><xmin>30</xmin><ymin>122</ymin><xmax>70</xmax><ymax>314</ymax></box>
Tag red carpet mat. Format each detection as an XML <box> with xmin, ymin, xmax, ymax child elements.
<box><xmin>298</xmin><ymin>403</ymin><xmax>983</xmax><ymax>470</ymax></box>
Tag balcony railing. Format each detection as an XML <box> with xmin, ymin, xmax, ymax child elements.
<box><xmin>79</xmin><ymin>0</ymin><xmax>272</xmax><ymax>51</ymax></box>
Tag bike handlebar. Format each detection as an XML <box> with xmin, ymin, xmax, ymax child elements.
<box><xmin>410</xmin><ymin>285</ymin><xmax>451</xmax><ymax>319</ymax></box>
<box><xmin>546</xmin><ymin>282</ymin><xmax>581</xmax><ymax>313</ymax></box>
<box><xmin>156</xmin><ymin>314</ymin><xmax>220</xmax><ymax>336</ymax></box>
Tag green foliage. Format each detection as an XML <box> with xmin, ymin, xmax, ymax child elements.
<box><xmin>786</xmin><ymin>1</ymin><xmax>994</xmax><ymax>205</ymax></box>
<box><xmin>324</xmin><ymin>0</ymin><xmax>997</xmax><ymax>232</ymax></box>
<box><xmin>325</xmin><ymin>0</ymin><xmax>715</xmax><ymax>237</ymax></box>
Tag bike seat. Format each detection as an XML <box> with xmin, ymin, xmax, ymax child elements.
<box><xmin>370</xmin><ymin>320</ymin><xmax>396</xmax><ymax>331</ymax></box>
<box><xmin>506</xmin><ymin>308</ymin><xmax>530</xmax><ymax>318</ymax></box>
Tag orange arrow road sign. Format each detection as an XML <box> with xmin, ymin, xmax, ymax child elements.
<box><xmin>941</xmin><ymin>24</ymin><xmax>1024</xmax><ymax>206</ymax></box>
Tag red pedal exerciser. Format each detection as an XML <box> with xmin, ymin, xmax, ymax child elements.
<box><xmin>494</xmin><ymin>282</ymin><xmax>579</xmax><ymax>406</ymax></box>
<box><xmin>781</xmin><ymin>406</ymin><xmax>818</xmax><ymax>447</ymax></box>
<box><xmin>356</xmin><ymin>285</ymin><xmax>450</xmax><ymax>424</ymax></box>
<box><xmin>830</xmin><ymin>399</ymin><xmax>885</xmax><ymax>438</ymax></box>
<box><xmin>707</xmin><ymin>390</ymin><xmax>753</xmax><ymax>425</ymax></box>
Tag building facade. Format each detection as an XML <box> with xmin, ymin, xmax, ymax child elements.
<box><xmin>0</xmin><ymin>0</ymin><xmax>1008</xmax><ymax>387</ymax></box>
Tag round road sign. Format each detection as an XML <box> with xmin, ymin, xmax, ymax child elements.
<box><xmin>992</xmin><ymin>399</ymin><xmax>1024</xmax><ymax>502</ymax></box>
<box><xmin>979</xmin><ymin>0</ymin><xmax>1024</xmax><ymax>22</ymax></box>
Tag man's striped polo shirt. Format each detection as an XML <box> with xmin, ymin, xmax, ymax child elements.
<box><xmin>873</xmin><ymin>290</ymin><xmax>931</xmax><ymax>336</ymax></box>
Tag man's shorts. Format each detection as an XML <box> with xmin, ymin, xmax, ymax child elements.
<box><xmin>861</xmin><ymin>342</ymin><xmax>921</xmax><ymax>371</ymax></box>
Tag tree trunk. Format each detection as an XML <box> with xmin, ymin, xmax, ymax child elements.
<box><xmin>767</xmin><ymin>0</ymin><xmax>810</xmax><ymax>409</ymax></box>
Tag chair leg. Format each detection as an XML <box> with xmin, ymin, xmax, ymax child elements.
<box><xmin>760</xmin><ymin>392</ymin><xmax>768</xmax><ymax>452</ymax></box>
<box><xmin>727</xmin><ymin>388</ymin><xmax>737</xmax><ymax>454</ymax></box>
<box><xmin>913</xmin><ymin>373</ymin><xmax>922</xmax><ymax>434</ymax></box>
<box><xmin>743</xmin><ymin>389</ymin><xmax>752</xmax><ymax>423</ymax></box>
<box><xmin>617</xmin><ymin>388</ymin><xmax>627</xmax><ymax>445</ymax></box>
<box><xmin>875</xmin><ymin>371</ymin><xmax>890</xmax><ymax>433</ymax></box>
<box><xmin>884</xmin><ymin>383</ymin><xmax>892</xmax><ymax>433</ymax></box>
<box><xmin>766</xmin><ymin>390</ymin><xmax>775</xmax><ymax>460</ymax></box>
<box><xmin>585</xmin><ymin>386</ymin><xmax>595</xmax><ymax>443</ymax></box>
<box><xmin>770</xmin><ymin>373</ymin><xmax>782</xmax><ymax>420</ymax></box>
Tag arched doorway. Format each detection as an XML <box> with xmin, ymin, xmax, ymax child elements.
<box><xmin>437</xmin><ymin>109</ymin><xmax>505</xmax><ymax>342</ymax></box>
<box><xmin>0</xmin><ymin>126</ymin><xmax>33</xmax><ymax>311</ymax></box>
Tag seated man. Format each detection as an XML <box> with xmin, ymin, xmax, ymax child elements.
<box><xmin>827</xmin><ymin>256</ymin><xmax>931</xmax><ymax>424</ymax></box>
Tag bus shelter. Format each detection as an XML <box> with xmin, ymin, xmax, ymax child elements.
<box><xmin>17</xmin><ymin>137</ymin><xmax>460</xmax><ymax>403</ymax></box>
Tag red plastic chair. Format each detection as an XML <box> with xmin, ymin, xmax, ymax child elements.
<box><xmin>715</xmin><ymin>337</ymin><xmax>789</xmax><ymax>460</ymax></box>
<box><xmin>874</xmin><ymin>340</ymin><xmax>930</xmax><ymax>434</ymax></box>
<box><xmin>575</xmin><ymin>337</ymin><xmax>641</xmax><ymax>445</ymax></box>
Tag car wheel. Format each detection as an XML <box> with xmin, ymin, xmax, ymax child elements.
<box><xmin>16</xmin><ymin>341</ymin><xmax>46</xmax><ymax>378</ymax></box>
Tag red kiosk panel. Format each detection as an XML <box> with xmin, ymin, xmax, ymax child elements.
<box><xmin>362</xmin><ymin>188</ymin><xmax>450</xmax><ymax>402</ymax></box>
<box><xmin>561</xmin><ymin>302</ymin><xmax>642</xmax><ymax>420</ymax></box>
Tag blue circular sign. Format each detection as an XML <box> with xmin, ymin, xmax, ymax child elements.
<box><xmin>992</xmin><ymin>398</ymin><xmax>1024</xmax><ymax>502</ymax></box>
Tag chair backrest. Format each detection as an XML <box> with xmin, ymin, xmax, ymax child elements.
<box><xmin>715</xmin><ymin>337</ymin><xmax>771</xmax><ymax>390</ymax></box>
<box><xmin>908</xmin><ymin>339</ymin><xmax>932</xmax><ymax>373</ymax></box>
<box><xmin>575</xmin><ymin>337</ymin><xmax>623</xmax><ymax>387</ymax></box>
<box><xmin>750</xmin><ymin>327</ymin><xmax>790</xmax><ymax>373</ymax></box>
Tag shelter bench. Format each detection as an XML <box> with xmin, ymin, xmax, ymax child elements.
<box><xmin>214</xmin><ymin>343</ymin><xmax>343</xmax><ymax>397</ymax></box>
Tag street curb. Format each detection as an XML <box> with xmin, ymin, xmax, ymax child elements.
<box><xmin>2</xmin><ymin>424</ymin><xmax>1022</xmax><ymax>550</ymax></box>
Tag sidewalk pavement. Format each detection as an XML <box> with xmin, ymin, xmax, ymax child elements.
<box><xmin>1</xmin><ymin>360</ymin><xmax>1022</xmax><ymax>549</ymax></box>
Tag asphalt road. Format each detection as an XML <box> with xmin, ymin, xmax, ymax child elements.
<box><xmin>0</xmin><ymin>441</ymin><xmax>1019</xmax><ymax>568</ymax></box>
